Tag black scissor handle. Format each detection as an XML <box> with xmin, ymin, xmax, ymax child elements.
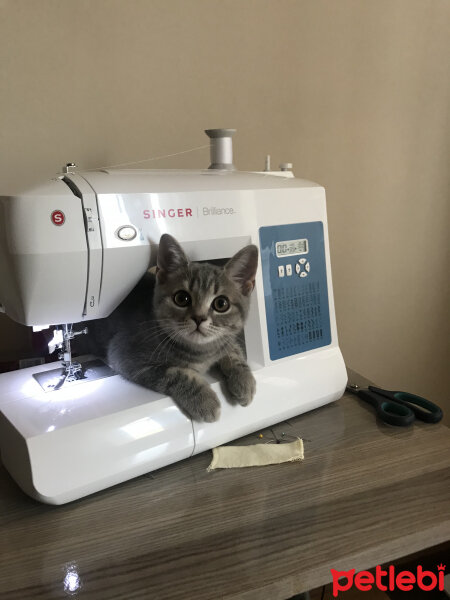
<box><xmin>358</xmin><ymin>389</ymin><xmax>415</xmax><ymax>427</ymax></box>
<box><xmin>369</xmin><ymin>387</ymin><xmax>443</xmax><ymax>424</ymax></box>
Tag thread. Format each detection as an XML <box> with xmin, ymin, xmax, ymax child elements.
<box><xmin>85</xmin><ymin>143</ymin><xmax>210</xmax><ymax>172</ymax></box>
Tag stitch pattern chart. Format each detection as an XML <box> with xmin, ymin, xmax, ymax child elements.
<box><xmin>259</xmin><ymin>222</ymin><xmax>331</xmax><ymax>360</ymax></box>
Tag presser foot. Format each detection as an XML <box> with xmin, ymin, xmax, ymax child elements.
<box><xmin>61</xmin><ymin>359</ymin><xmax>84</xmax><ymax>382</ymax></box>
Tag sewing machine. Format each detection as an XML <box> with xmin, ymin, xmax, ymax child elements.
<box><xmin>0</xmin><ymin>130</ymin><xmax>346</xmax><ymax>504</ymax></box>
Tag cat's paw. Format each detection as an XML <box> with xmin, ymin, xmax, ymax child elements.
<box><xmin>185</xmin><ymin>387</ymin><xmax>221</xmax><ymax>423</ymax></box>
<box><xmin>225</xmin><ymin>368</ymin><xmax>256</xmax><ymax>407</ymax></box>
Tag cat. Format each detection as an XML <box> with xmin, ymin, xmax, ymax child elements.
<box><xmin>82</xmin><ymin>234</ymin><xmax>258</xmax><ymax>423</ymax></box>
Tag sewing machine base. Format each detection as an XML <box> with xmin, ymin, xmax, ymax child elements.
<box><xmin>0</xmin><ymin>348</ymin><xmax>346</xmax><ymax>504</ymax></box>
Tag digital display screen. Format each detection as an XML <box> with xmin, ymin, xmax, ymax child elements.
<box><xmin>275</xmin><ymin>238</ymin><xmax>308</xmax><ymax>258</ymax></box>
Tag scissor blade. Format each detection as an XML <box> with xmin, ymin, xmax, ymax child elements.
<box><xmin>346</xmin><ymin>383</ymin><xmax>362</xmax><ymax>395</ymax></box>
<box><xmin>346</xmin><ymin>368</ymin><xmax>377</xmax><ymax>390</ymax></box>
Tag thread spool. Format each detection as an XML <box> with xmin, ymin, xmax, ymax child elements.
<box><xmin>205</xmin><ymin>128</ymin><xmax>236</xmax><ymax>170</ymax></box>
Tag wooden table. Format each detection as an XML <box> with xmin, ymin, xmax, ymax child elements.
<box><xmin>1</xmin><ymin>374</ymin><xmax>449</xmax><ymax>599</ymax></box>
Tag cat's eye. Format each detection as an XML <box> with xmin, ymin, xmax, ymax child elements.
<box><xmin>212</xmin><ymin>295</ymin><xmax>230</xmax><ymax>313</ymax></box>
<box><xmin>173</xmin><ymin>291</ymin><xmax>191</xmax><ymax>307</ymax></box>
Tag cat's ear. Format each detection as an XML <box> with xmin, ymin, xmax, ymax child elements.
<box><xmin>225</xmin><ymin>245</ymin><xmax>258</xmax><ymax>296</ymax></box>
<box><xmin>157</xmin><ymin>234</ymin><xmax>189</xmax><ymax>281</ymax></box>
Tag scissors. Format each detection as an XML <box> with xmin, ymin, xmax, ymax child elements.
<box><xmin>347</xmin><ymin>383</ymin><xmax>443</xmax><ymax>427</ymax></box>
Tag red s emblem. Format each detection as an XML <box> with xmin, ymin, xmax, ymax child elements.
<box><xmin>51</xmin><ymin>210</ymin><xmax>65</xmax><ymax>226</ymax></box>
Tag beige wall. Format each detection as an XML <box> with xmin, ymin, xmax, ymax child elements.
<box><xmin>1</xmin><ymin>0</ymin><xmax>449</xmax><ymax>422</ymax></box>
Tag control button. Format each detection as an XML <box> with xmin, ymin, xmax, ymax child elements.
<box><xmin>305</xmin><ymin>262</ymin><xmax>310</xmax><ymax>272</ymax></box>
<box><xmin>116</xmin><ymin>225</ymin><xmax>137</xmax><ymax>241</ymax></box>
<box><xmin>300</xmin><ymin>271</ymin><xmax>308</xmax><ymax>278</ymax></box>
<box><xmin>299</xmin><ymin>258</ymin><xmax>307</xmax><ymax>265</ymax></box>
<box><xmin>286</xmin><ymin>264</ymin><xmax>292</xmax><ymax>276</ymax></box>
<box><xmin>295</xmin><ymin>263</ymin><xmax>301</xmax><ymax>274</ymax></box>
<box><xmin>278</xmin><ymin>265</ymin><xmax>285</xmax><ymax>278</ymax></box>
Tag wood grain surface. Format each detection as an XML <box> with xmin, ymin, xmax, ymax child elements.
<box><xmin>1</xmin><ymin>384</ymin><xmax>449</xmax><ymax>600</ymax></box>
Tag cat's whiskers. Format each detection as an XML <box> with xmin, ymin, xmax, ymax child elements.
<box><xmin>139</xmin><ymin>318</ymin><xmax>184</xmax><ymax>341</ymax></box>
<box><xmin>146</xmin><ymin>329</ymin><xmax>179</xmax><ymax>364</ymax></box>
<box><xmin>219</xmin><ymin>335</ymin><xmax>237</xmax><ymax>360</ymax></box>
<box><xmin>160</xmin><ymin>325</ymin><xmax>190</xmax><ymax>363</ymax></box>
<box><xmin>149</xmin><ymin>321</ymin><xmax>195</xmax><ymax>364</ymax></box>
<box><xmin>215</xmin><ymin>331</ymin><xmax>240</xmax><ymax>360</ymax></box>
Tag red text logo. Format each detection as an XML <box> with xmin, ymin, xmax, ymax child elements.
<box><xmin>331</xmin><ymin>564</ymin><xmax>445</xmax><ymax>597</ymax></box>
<box><xmin>143</xmin><ymin>208</ymin><xmax>193</xmax><ymax>219</ymax></box>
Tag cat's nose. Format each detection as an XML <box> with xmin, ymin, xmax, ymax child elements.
<box><xmin>192</xmin><ymin>316</ymin><xmax>206</xmax><ymax>328</ymax></box>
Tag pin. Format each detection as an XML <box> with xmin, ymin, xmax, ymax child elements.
<box><xmin>279</xmin><ymin>432</ymin><xmax>300</xmax><ymax>442</ymax></box>
<box><xmin>270</xmin><ymin>427</ymin><xmax>281</xmax><ymax>444</ymax></box>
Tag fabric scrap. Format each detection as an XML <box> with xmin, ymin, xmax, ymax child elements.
<box><xmin>207</xmin><ymin>438</ymin><xmax>304</xmax><ymax>471</ymax></box>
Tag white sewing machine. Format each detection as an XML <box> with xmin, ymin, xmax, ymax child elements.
<box><xmin>0</xmin><ymin>129</ymin><xmax>346</xmax><ymax>504</ymax></box>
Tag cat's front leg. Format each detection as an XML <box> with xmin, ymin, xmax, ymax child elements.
<box><xmin>163</xmin><ymin>366</ymin><xmax>221</xmax><ymax>423</ymax></box>
<box><xmin>217</xmin><ymin>350</ymin><xmax>256</xmax><ymax>407</ymax></box>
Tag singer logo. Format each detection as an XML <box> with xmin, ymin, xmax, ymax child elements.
<box><xmin>331</xmin><ymin>564</ymin><xmax>445</xmax><ymax>597</ymax></box>
<box><xmin>143</xmin><ymin>208</ymin><xmax>193</xmax><ymax>219</ymax></box>
<box><xmin>51</xmin><ymin>210</ymin><xmax>65</xmax><ymax>226</ymax></box>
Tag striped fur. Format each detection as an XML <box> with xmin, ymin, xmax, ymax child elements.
<box><xmin>100</xmin><ymin>235</ymin><xmax>258</xmax><ymax>422</ymax></box>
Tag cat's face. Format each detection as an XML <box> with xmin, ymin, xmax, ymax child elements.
<box><xmin>153</xmin><ymin>235</ymin><xmax>258</xmax><ymax>347</ymax></box>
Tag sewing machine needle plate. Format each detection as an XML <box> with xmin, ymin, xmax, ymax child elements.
<box><xmin>32</xmin><ymin>358</ymin><xmax>115</xmax><ymax>392</ymax></box>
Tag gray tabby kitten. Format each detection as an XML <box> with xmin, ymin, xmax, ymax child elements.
<box><xmin>105</xmin><ymin>234</ymin><xmax>258</xmax><ymax>422</ymax></box>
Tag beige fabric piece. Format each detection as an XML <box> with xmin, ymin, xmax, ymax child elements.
<box><xmin>207</xmin><ymin>439</ymin><xmax>304</xmax><ymax>471</ymax></box>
